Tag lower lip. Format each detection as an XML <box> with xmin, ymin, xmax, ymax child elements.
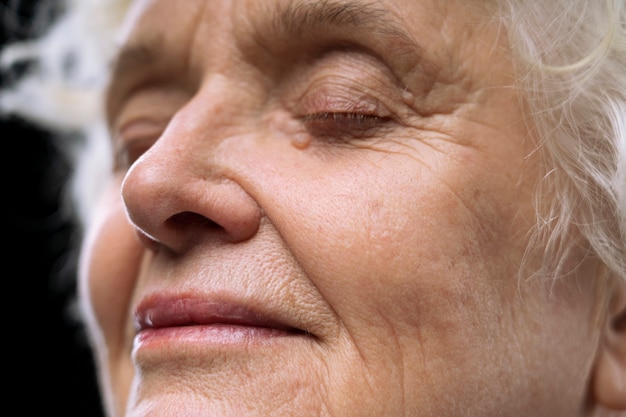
<box><xmin>134</xmin><ymin>324</ymin><xmax>301</xmax><ymax>352</ymax></box>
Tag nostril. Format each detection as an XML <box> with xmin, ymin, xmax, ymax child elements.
<box><xmin>134</xmin><ymin>212</ymin><xmax>224</xmax><ymax>255</ymax></box>
<box><xmin>167</xmin><ymin>211</ymin><xmax>221</xmax><ymax>231</ymax></box>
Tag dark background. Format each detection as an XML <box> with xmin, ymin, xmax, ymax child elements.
<box><xmin>2</xmin><ymin>1</ymin><xmax>105</xmax><ymax>415</ymax></box>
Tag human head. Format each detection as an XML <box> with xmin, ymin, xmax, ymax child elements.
<box><xmin>2</xmin><ymin>1</ymin><xmax>625</xmax><ymax>416</ymax></box>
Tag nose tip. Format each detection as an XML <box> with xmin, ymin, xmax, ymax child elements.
<box><xmin>121</xmin><ymin>159</ymin><xmax>262</xmax><ymax>254</ymax></box>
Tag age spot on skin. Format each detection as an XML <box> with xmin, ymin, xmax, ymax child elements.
<box><xmin>290</xmin><ymin>132</ymin><xmax>313</xmax><ymax>149</ymax></box>
<box><xmin>402</xmin><ymin>89</ymin><xmax>415</xmax><ymax>107</ymax></box>
<box><xmin>265</xmin><ymin>110</ymin><xmax>312</xmax><ymax>149</ymax></box>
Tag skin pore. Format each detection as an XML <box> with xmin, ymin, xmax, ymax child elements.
<box><xmin>78</xmin><ymin>0</ymin><xmax>605</xmax><ymax>416</ymax></box>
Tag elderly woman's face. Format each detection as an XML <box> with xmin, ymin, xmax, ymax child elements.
<box><xmin>79</xmin><ymin>0</ymin><xmax>602</xmax><ymax>416</ymax></box>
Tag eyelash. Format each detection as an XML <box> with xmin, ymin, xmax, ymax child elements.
<box><xmin>301</xmin><ymin>112</ymin><xmax>391</xmax><ymax>139</ymax></box>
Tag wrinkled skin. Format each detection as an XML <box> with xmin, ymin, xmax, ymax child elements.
<box><xmin>78</xmin><ymin>0</ymin><xmax>608</xmax><ymax>416</ymax></box>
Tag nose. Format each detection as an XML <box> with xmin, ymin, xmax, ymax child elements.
<box><xmin>120</xmin><ymin>101</ymin><xmax>262</xmax><ymax>254</ymax></box>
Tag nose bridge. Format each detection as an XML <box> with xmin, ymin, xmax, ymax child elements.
<box><xmin>120</xmin><ymin>75</ymin><xmax>263</xmax><ymax>253</ymax></box>
<box><xmin>174</xmin><ymin>73</ymin><xmax>249</xmax><ymax>150</ymax></box>
<box><xmin>126</xmin><ymin>73</ymin><xmax>246</xmax><ymax>193</ymax></box>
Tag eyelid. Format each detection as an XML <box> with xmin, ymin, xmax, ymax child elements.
<box><xmin>107</xmin><ymin>84</ymin><xmax>191</xmax><ymax>155</ymax></box>
<box><xmin>288</xmin><ymin>73</ymin><xmax>398</xmax><ymax>142</ymax></box>
<box><xmin>296</xmin><ymin>78</ymin><xmax>391</xmax><ymax>116</ymax></box>
<box><xmin>295</xmin><ymin>80</ymin><xmax>394</xmax><ymax>129</ymax></box>
<box><xmin>113</xmin><ymin>119</ymin><xmax>165</xmax><ymax>170</ymax></box>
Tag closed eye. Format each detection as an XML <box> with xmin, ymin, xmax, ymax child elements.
<box><xmin>302</xmin><ymin>112</ymin><xmax>391</xmax><ymax>140</ymax></box>
<box><xmin>113</xmin><ymin>135</ymin><xmax>156</xmax><ymax>171</ymax></box>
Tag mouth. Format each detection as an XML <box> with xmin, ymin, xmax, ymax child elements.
<box><xmin>133</xmin><ymin>294</ymin><xmax>309</xmax><ymax>350</ymax></box>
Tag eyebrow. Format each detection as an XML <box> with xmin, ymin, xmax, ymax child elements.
<box><xmin>108</xmin><ymin>34</ymin><xmax>164</xmax><ymax>81</ymax></box>
<box><xmin>265</xmin><ymin>0</ymin><xmax>421</xmax><ymax>55</ymax></box>
<box><xmin>276</xmin><ymin>1</ymin><xmax>395</xmax><ymax>34</ymax></box>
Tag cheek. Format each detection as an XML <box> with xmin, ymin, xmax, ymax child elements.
<box><xmin>266</xmin><ymin>165</ymin><xmax>528</xmax><ymax>412</ymax></box>
<box><xmin>280</xmin><ymin>166</ymin><xmax>519</xmax><ymax>310</ymax></box>
<box><xmin>273</xmin><ymin>156</ymin><xmax>526</xmax><ymax>348</ymax></box>
<box><xmin>78</xmin><ymin>182</ymin><xmax>144</xmax><ymax>358</ymax></box>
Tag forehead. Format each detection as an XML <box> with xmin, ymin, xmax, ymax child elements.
<box><xmin>115</xmin><ymin>0</ymin><xmax>495</xmax><ymax>67</ymax></box>
<box><xmin>122</xmin><ymin>0</ymin><xmax>480</xmax><ymax>29</ymax></box>
<box><xmin>108</xmin><ymin>0</ymin><xmax>503</xmax><ymax>112</ymax></box>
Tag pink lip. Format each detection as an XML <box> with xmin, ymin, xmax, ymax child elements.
<box><xmin>135</xmin><ymin>295</ymin><xmax>300</xmax><ymax>331</ymax></box>
<box><xmin>133</xmin><ymin>294</ymin><xmax>307</xmax><ymax>351</ymax></box>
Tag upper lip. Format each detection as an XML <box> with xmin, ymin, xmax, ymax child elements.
<box><xmin>134</xmin><ymin>293</ymin><xmax>307</xmax><ymax>334</ymax></box>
